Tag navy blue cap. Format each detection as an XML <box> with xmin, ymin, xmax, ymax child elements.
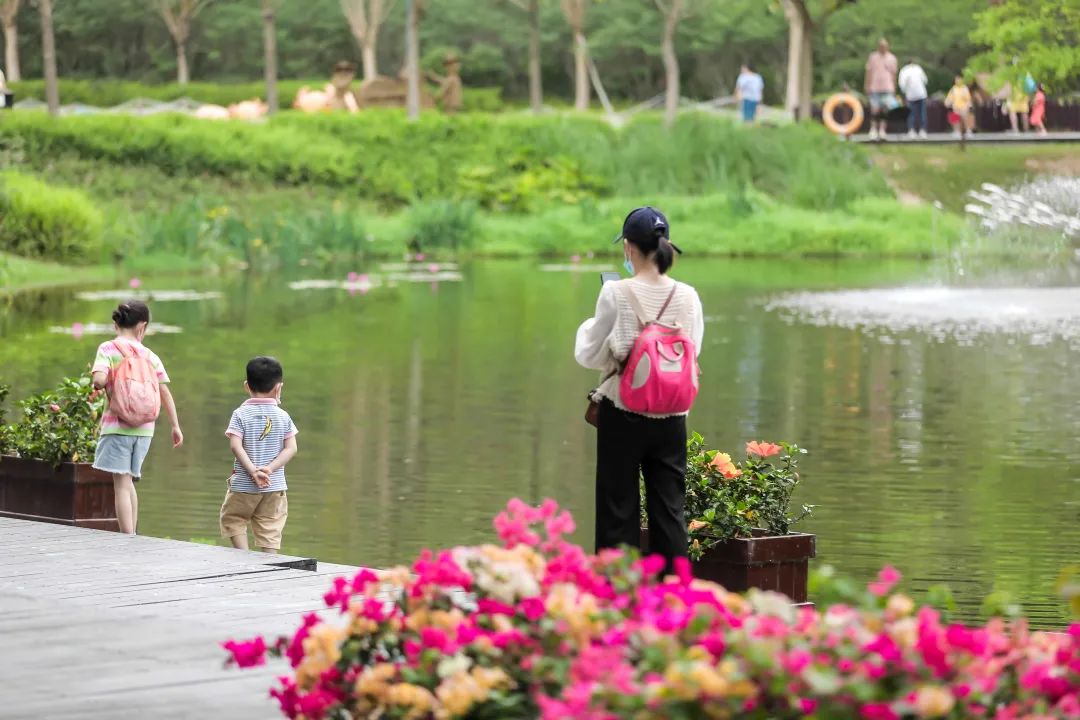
<box><xmin>613</xmin><ymin>206</ymin><xmax>681</xmax><ymax>254</ymax></box>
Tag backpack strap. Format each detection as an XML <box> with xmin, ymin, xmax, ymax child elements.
<box><xmin>655</xmin><ymin>284</ymin><xmax>678</xmax><ymax>323</ymax></box>
<box><xmin>620</xmin><ymin>282</ymin><xmax>679</xmax><ymax>326</ymax></box>
<box><xmin>618</xmin><ymin>281</ymin><xmax>650</xmax><ymax>327</ymax></box>
<box><xmin>114</xmin><ymin>340</ymin><xmax>133</xmax><ymax>359</ymax></box>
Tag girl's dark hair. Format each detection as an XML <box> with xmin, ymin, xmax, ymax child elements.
<box><xmin>112</xmin><ymin>300</ymin><xmax>151</xmax><ymax>328</ymax></box>
<box><xmin>627</xmin><ymin>229</ymin><xmax>676</xmax><ymax>275</ymax></box>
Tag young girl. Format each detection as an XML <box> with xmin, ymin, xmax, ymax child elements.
<box><xmin>945</xmin><ymin>74</ymin><xmax>974</xmax><ymax>138</ymax></box>
<box><xmin>91</xmin><ymin>301</ymin><xmax>183</xmax><ymax>534</ymax></box>
<box><xmin>1030</xmin><ymin>84</ymin><xmax>1047</xmax><ymax>135</ymax></box>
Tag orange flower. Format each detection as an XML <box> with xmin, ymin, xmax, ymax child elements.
<box><xmin>688</xmin><ymin>519</ymin><xmax>708</xmax><ymax>532</ymax></box>
<box><xmin>745</xmin><ymin>440</ymin><xmax>782</xmax><ymax>458</ymax></box>
<box><xmin>709</xmin><ymin>453</ymin><xmax>743</xmax><ymax>479</ymax></box>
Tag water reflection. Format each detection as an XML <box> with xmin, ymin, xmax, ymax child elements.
<box><xmin>0</xmin><ymin>258</ymin><xmax>1077</xmax><ymax>628</ymax></box>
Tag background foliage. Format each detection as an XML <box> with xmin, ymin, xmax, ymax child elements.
<box><xmin>1</xmin><ymin>0</ymin><xmax>1040</xmax><ymax>105</ymax></box>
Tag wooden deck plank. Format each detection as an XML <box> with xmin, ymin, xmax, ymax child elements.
<box><xmin>0</xmin><ymin>517</ymin><xmax>363</xmax><ymax>718</ymax></box>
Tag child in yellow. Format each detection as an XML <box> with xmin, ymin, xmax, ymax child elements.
<box><xmin>945</xmin><ymin>75</ymin><xmax>974</xmax><ymax>137</ymax></box>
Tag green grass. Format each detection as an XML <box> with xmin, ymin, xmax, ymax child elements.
<box><xmin>0</xmin><ymin>253</ymin><xmax>112</xmax><ymax>292</ymax></box>
<box><xmin>2</xmin><ymin>111</ymin><xmax>889</xmax><ymax>210</ymax></box>
<box><xmin>871</xmin><ymin>145</ymin><xmax>1079</xmax><ymax>212</ymax></box>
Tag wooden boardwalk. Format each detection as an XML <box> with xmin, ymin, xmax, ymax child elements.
<box><xmin>0</xmin><ymin>517</ymin><xmax>362</xmax><ymax>719</ymax></box>
<box><xmin>851</xmin><ymin>131</ymin><xmax>1080</xmax><ymax>145</ymax></box>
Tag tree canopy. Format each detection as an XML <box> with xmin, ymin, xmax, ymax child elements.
<box><xmin>0</xmin><ymin>0</ymin><xmax>1066</xmax><ymax>104</ymax></box>
<box><xmin>967</xmin><ymin>0</ymin><xmax>1080</xmax><ymax>92</ymax></box>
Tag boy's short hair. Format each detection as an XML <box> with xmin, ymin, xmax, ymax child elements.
<box><xmin>246</xmin><ymin>356</ymin><xmax>284</xmax><ymax>393</ymax></box>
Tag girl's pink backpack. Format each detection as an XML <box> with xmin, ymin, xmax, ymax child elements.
<box><xmin>618</xmin><ymin>283</ymin><xmax>699</xmax><ymax>416</ymax></box>
<box><xmin>109</xmin><ymin>341</ymin><xmax>161</xmax><ymax>426</ymax></box>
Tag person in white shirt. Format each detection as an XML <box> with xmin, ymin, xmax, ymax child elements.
<box><xmin>575</xmin><ymin>206</ymin><xmax>704</xmax><ymax>574</ymax></box>
<box><xmin>898</xmin><ymin>58</ymin><xmax>929</xmax><ymax>138</ymax></box>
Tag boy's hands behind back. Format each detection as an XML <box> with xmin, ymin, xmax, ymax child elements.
<box><xmin>254</xmin><ymin>467</ymin><xmax>271</xmax><ymax>488</ymax></box>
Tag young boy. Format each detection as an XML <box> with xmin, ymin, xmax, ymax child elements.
<box><xmin>220</xmin><ymin>356</ymin><xmax>298</xmax><ymax>553</ymax></box>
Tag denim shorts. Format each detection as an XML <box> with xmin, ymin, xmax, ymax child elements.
<box><xmin>92</xmin><ymin>434</ymin><xmax>152</xmax><ymax>478</ymax></box>
<box><xmin>869</xmin><ymin>92</ymin><xmax>898</xmax><ymax>115</ymax></box>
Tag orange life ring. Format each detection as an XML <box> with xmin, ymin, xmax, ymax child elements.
<box><xmin>822</xmin><ymin>93</ymin><xmax>864</xmax><ymax>136</ymax></box>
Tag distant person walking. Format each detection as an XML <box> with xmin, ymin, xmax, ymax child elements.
<box><xmin>864</xmin><ymin>38</ymin><xmax>898</xmax><ymax>141</ymax></box>
<box><xmin>898</xmin><ymin>58</ymin><xmax>928</xmax><ymax>138</ymax></box>
<box><xmin>1030</xmin><ymin>83</ymin><xmax>1048</xmax><ymax>135</ymax></box>
<box><xmin>734</xmin><ymin>64</ymin><xmax>764</xmax><ymax>123</ymax></box>
<box><xmin>945</xmin><ymin>74</ymin><xmax>974</xmax><ymax>138</ymax></box>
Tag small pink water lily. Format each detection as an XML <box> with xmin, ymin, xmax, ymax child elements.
<box><xmin>428</xmin><ymin>263</ymin><xmax>439</xmax><ymax>274</ymax></box>
<box><xmin>570</xmin><ymin>254</ymin><xmax>581</xmax><ymax>264</ymax></box>
<box><xmin>346</xmin><ymin>271</ymin><xmax>359</xmax><ymax>282</ymax></box>
<box><xmin>868</xmin><ymin>565</ymin><xmax>903</xmax><ymax>597</ymax></box>
<box><xmin>415</xmin><ymin>252</ymin><xmax>426</xmax><ymax>262</ymax></box>
<box><xmin>128</xmin><ymin>277</ymin><xmax>142</xmax><ymax>289</ymax></box>
<box><xmin>71</xmin><ymin>322</ymin><xmax>84</xmax><ymax>340</ymax></box>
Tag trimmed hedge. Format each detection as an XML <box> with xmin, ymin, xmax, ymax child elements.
<box><xmin>8</xmin><ymin>79</ymin><xmax>504</xmax><ymax>113</ymax></box>
<box><xmin>0</xmin><ymin>172</ymin><xmax>104</xmax><ymax>263</ymax></box>
<box><xmin>2</xmin><ymin>111</ymin><xmax>889</xmax><ymax>210</ymax></box>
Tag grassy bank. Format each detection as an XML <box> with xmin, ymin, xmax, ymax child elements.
<box><xmin>2</xmin><ymin>111</ymin><xmax>887</xmax><ymax>210</ymax></box>
<box><xmin>0</xmin><ymin>253</ymin><xmax>112</xmax><ymax>292</ymax></box>
<box><xmin>871</xmin><ymin>145</ymin><xmax>1080</xmax><ymax>212</ymax></box>
<box><xmin>0</xmin><ymin>111</ymin><xmax>995</xmax><ymax>290</ymax></box>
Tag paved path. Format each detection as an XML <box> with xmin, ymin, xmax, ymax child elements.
<box><xmin>851</xmin><ymin>131</ymin><xmax>1080</xmax><ymax>145</ymax></box>
<box><xmin>0</xmin><ymin>517</ymin><xmax>360</xmax><ymax>719</ymax></box>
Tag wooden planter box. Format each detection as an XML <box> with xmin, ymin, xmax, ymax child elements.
<box><xmin>0</xmin><ymin>455</ymin><xmax>119</xmax><ymax>532</ymax></box>
<box><xmin>642</xmin><ymin>528</ymin><xmax>816</xmax><ymax>603</ymax></box>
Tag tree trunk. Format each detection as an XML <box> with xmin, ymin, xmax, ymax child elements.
<box><xmin>262</xmin><ymin>0</ymin><xmax>278</xmax><ymax>113</ymax></box>
<box><xmin>38</xmin><ymin>0</ymin><xmax>58</xmax><ymax>115</ymax></box>
<box><xmin>176</xmin><ymin>40</ymin><xmax>190</xmax><ymax>85</ymax></box>
<box><xmin>798</xmin><ymin>28</ymin><xmax>813</xmax><ymax>122</ymax></box>
<box><xmin>361</xmin><ymin>41</ymin><xmax>377</xmax><ymax>81</ymax></box>
<box><xmin>3</xmin><ymin>20</ymin><xmax>19</xmax><ymax>82</ymax></box>
<box><xmin>527</xmin><ymin>0</ymin><xmax>542</xmax><ymax>113</ymax></box>
<box><xmin>404</xmin><ymin>0</ymin><xmax>420</xmax><ymax>120</ymax></box>
<box><xmin>783</xmin><ymin>1</ymin><xmax>805</xmax><ymax>118</ymax></box>
<box><xmin>573</xmin><ymin>31</ymin><xmax>589</xmax><ymax>111</ymax></box>
<box><xmin>660</xmin><ymin>7</ymin><xmax>680</xmax><ymax>128</ymax></box>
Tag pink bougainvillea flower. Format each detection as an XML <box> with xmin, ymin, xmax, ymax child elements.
<box><xmin>222</xmin><ymin>636</ymin><xmax>267</xmax><ymax>668</ymax></box>
<box><xmin>859</xmin><ymin>702</ymin><xmax>899</xmax><ymax>720</ymax></box>
<box><xmin>128</xmin><ymin>277</ymin><xmax>141</xmax><ymax>289</ymax></box>
<box><xmin>868</xmin><ymin>565</ymin><xmax>903</xmax><ymax>597</ymax></box>
<box><xmin>745</xmin><ymin>440</ymin><xmax>782</xmax><ymax>458</ymax></box>
<box><xmin>800</xmin><ymin>698</ymin><xmax>819</xmax><ymax>714</ymax></box>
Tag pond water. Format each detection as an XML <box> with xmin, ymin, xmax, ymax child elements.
<box><xmin>2</xmin><ymin>258</ymin><xmax>1078</xmax><ymax>628</ymax></box>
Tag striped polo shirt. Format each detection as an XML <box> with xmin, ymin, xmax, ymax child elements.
<box><xmin>92</xmin><ymin>338</ymin><xmax>170</xmax><ymax>437</ymax></box>
<box><xmin>225</xmin><ymin>398</ymin><xmax>298</xmax><ymax>493</ymax></box>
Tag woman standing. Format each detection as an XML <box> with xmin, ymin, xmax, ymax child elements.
<box><xmin>575</xmin><ymin>207</ymin><xmax>704</xmax><ymax>571</ymax></box>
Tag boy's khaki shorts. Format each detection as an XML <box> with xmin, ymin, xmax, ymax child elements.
<box><xmin>220</xmin><ymin>490</ymin><xmax>288</xmax><ymax>550</ymax></box>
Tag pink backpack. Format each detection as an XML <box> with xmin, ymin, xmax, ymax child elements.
<box><xmin>109</xmin><ymin>341</ymin><xmax>161</xmax><ymax>426</ymax></box>
<box><xmin>618</xmin><ymin>283</ymin><xmax>699</xmax><ymax>416</ymax></box>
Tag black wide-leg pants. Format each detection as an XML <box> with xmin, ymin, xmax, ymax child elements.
<box><xmin>594</xmin><ymin>399</ymin><xmax>688</xmax><ymax>571</ymax></box>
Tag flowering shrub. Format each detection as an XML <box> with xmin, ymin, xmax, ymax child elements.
<box><xmin>0</xmin><ymin>373</ymin><xmax>104</xmax><ymax>466</ymax></box>
<box><xmin>224</xmin><ymin>499</ymin><xmax>1079</xmax><ymax>720</ymax></box>
<box><xmin>643</xmin><ymin>434</ymin><xmax>813</xmax><ymax>560</ymax></box>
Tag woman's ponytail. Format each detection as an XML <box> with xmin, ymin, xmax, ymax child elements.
<box><xmin>653</xmin><ymin>234</ymin><xmax>675</xmax><ymax>274</ymax></box>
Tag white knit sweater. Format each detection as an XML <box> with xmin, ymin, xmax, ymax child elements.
<box><xmin>575</xmin><ymin>277</ymin><xmax>704</xmax><ymax>418</ymax></box>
